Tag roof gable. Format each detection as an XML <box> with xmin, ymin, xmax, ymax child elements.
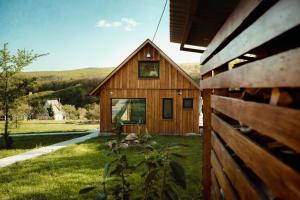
<box><xmin>90</xmin><ymin>39</ymin><xmax>199</xmax><ymax>95</ymax></box>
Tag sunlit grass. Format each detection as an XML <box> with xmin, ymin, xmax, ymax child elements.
<box><xmin>0</xmin><ymin>120</ymin><xmax>99</xmax><ymax>135</ymax></box>
<box><xmin>0</xmin><ymin>136</ymin><xmax>202</xmax><ymax>200</ymax></box>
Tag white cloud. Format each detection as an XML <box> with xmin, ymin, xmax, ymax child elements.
<box><xmin>96</xmin><ymin>20</ymin><xmax>122</xmax><ymax>28</ymax></box>
<box><xmin>96</xmin><ymin>18</ymin><xmax>138</xmax><ymax>31</ymax></box>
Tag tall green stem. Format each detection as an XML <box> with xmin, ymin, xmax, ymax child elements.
<box><xmin>160</xmin><ymin>153</ymin><xmax>168</xmax><ymax>200</ymax></box>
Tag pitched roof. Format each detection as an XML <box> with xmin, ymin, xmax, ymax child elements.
<box><xmin>90</xmin><ymin>39</ymin><xmax>200</xmax><ymax>95</ymax></box>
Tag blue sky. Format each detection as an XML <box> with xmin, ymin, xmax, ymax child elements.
<box><xmin>0</xmin><ymin>0</ymin><xmax>200</xmax><ymax>71</ymax></box>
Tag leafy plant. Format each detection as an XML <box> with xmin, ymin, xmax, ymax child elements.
<box><xmin>137</xmin><ymin>140</ymin><xmax>188</xmax><ymax>200</ymax></box>
<box><xmin>80</xmin><ymin>120</ymin><xmax>188</xmax><ymax>200</ymax></box>
<box><xmin>80</xmin><ymin>116</ymin><xmax>134</xmax><ymax>200</ymax></box>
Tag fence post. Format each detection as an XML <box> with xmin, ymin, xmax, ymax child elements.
<box><xmin>202</xmin><ymin>72</ymin><xmax>212</xmax><ymax>200</ymax></box>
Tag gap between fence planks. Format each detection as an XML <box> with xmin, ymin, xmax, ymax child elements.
<box><xmin>211</xmin><ymin>95</ymin><xmax>300</xmax><ymax>153</ymax></box>
<box><xmin>201</xmin><ymin>47</ymin><xmax>300</xmax><ymax>89</ymax></box>
<box><xmin>211</xmin><ymin>169</ymin><xmax>222</xmax><ymax>200</ymax></box>
<box><xmin>200</xmin><ymin>0</ymin><xmax>263</xmax><ymax>64</ymax></box>
<box><xmin>212</xmin><ymin>132</ymin><xmax>267</xmax><ymax>200</ymax></box>
<box><xmin>211</xmin><ymin>150</ymin><xmax>238</xmax><ymax>200</ymax></box>
<box><xmin>212</xmin><ymin>113</ymin><xmax>300</xmax><ymax>199</ymax></box>
<box><xmin>201</xmin><ymin>0</ymin><xmax>300</xmax><ymax>75</ymax></box>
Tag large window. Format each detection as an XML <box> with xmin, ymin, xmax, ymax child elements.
<box><xmin>111</xmin><ymin>99</ymin><xmax>146</xmax><ymax>124</ymax></box>
<box><xmin>138</xmin><ymin>61</ymin><xmax>159</xmax><ymax>78</ymax></box>
<box><xmin>162</xmin><ymin>98</ymin><xmax>173</xmax><ymax>119</ymax></box>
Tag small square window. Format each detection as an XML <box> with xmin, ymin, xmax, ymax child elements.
<box><xmin>183</xmin><ymin>98</ymin><xmax>193</xmax><ymax>108</ymax></box>
<box><xmin>138</xmin><ymin>61</ymin><xmax>159</xmax><ymax>78</ymax></box>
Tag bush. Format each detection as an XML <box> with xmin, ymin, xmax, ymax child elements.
<box><xmin>85</xmin><ymin>103</ymin><xmax>100</xmax><ymax>120</ymax></box>
<box><xmin>63</xmin><ymin>104</ymin><xmax>78</xmax><ymax>120</ymax></box>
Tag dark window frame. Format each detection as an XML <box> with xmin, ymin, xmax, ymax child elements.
<box><xmin>183</xmin><ymin>98</ymin><xmax>193</xmax><ymax>109</ymax></box>
<box><xmin>138</xmin><ymin>61</ymin><xmax>160</xmax><ymax>79</ymax></box>
<box><xmin>162</xmin><ymin>98</ymin><xmax>173</xmax><ymax>119</ymax></box>
<box><xmin>110</xmin><ymin>98</ymin><xmax>146</xmax><ymax>125</ymax></box>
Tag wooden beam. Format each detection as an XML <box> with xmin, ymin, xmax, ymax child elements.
<box><xmin>211</xmin><ymin>95</ymin><xmax>300</xmax><ymax>153</ymax></box>
<box><xmin>202</xmin><ymin>72</ymin><xmax>213</xmax><ymax>200</ymax></box>
<box><xmin>212</xmin><ymin>132</ymin><xmax>267</xmax><ymax>200</ymax></box>
<box><xmin>211</xmin><ymin>150</ymin><xmax>238</xmax><ymax>200</ymax></box>
<box><xmin>201</xmin><ymin>0</ymin><xmax>300</xmax><ymax>75</ymax></box>
<box><xmin>180</xmin><ymin>43</ymin><xmax>204</xmax><ymax>53</ymax></box>
<box><xmin>201</xmin><ymin>47</ymin><xmax>300</xmax><ymax>89</ymax></box>
<box><xmin>202</xmin><ymin>89</ymin><xmax>212</xmax><ymax>200</ymax></box>
<box><xmin>211</xmin><ymin>113</ymin><xmax>300</xmax><ymax>199</ymax></box>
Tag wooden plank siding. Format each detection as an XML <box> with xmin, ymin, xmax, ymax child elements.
<box><xmin>99</xmin><ymin>89</ymin><xmax>199</xmax><ymax>134</ymax></box>
<box><xmin>212</xmin><ymin>114</ymin><xmax>300</xmax><ymax>199</ymax></box>
<box><xmin>201</xmin><ymin>0</ymin><xmax>300</xmax><ymax>76</ymax></box>
<box><xmin>183</xmin><ymin>0</ymin><xmax>300</xmax><ymax>199</ymax></box>
<box><xmin>94</xmin><ymin>41</ymin><xmax>199</xmax><ymax>134</ymax></box>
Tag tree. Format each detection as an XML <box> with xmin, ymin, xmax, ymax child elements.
<box><xmin>10</xmin><ymin>99</ymin><xmax>31</xmax><ymax>128</ymax></box>
<box><xmin>78</xmin><ymin>107</ymin><xmax>87</xmax><ymax>120</ymax></box>
<box><xmin>85</xmin><ymin>103</ymin><xmax>100</xmax><ymax>120</ymax></box>
<box><xmin>63</xmin><ymin>104</ymin><xmax>78</xmax><ymax>120</ymax></box>
<box><xmin>0</xmin><ymin>43</ymin><xmax>46</xmax><ymax>148</ymax></box>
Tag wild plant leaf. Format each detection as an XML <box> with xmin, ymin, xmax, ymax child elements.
<box><xmin>148</xmin><ymin>191</ymin><xmax>160</xmax><ymax>200</ymax></box>
<box><xmin>96</xmin><ymin>193</ymin><xmax>107</xmax><ymax>200</ymax></box>
<box><xmin>105</xmin><ymin>152</ymin><xmax>112</xmax><ymax>156</ymax></box>
<box><xmin>110</xmin><ymin>164</ymin><xmax>123</xmax><ymax>176</ymax></box>
<box><xmin>141</xmin><ymin>168</ymin><xmax>148</xmax><ymax>177</ymax></box>
<box><xmin>164</xmin><ymin>184</ymin><xmax>179</xmax><ymax>200</ymax></box>
<box><xmin>170</xmin><ymin>153</ymin><xmax>186</xmax><ymax>159</ymax></box>
<box><xmin>169</xmin><ymin>160</ymin><xmax>186</xmax><ymax>189</ymax></box>
<box><xmin>135</xmin><ymin>160</ymin><xmax>146</xmax><ymax>168</ymax></box>
<box><xmin>103</xmin><ymin>162</ymin><xmax>111</xmax><ymax>178</ymax></box>
<box><xmin>79</xmin><ymin>186</ymin><xmax>96</xmax><ymax>194</ymax></box>
<box><xmin>145</xmin><ymin>169</ymin><xmax>159</xmax><ymax>187</ymax></box>
<box><xmin>147</xmin><ymin>144</ymin><xmax>154</xmax><ymax>151</ymax></box>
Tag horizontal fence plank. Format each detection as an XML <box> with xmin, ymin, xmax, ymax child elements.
<box><xmin>201</xmin><ymin>47</ymin><xmax>300</xmax><ymax>89</ymax></box>
<box><xmin>211</xmin><ymin>169</ymin><xmax>222</xmax><ymax>200</ymax></box>
<box><xmin>211</xmin><ymin>150</ymin><xmax>238</xmax><ymax>200</ymax></box>
<box><xmin>211</xmin><ymin>113</ymin><xmax>300</xmax><ymax>199</ymax></box>
<box><xmin>200</xmin><ymin>0</ymin><xmax>263</xmax><ymax>64</ymax></box>
<box><xmin>211</xmin><ymin>95</ymin><xmax>300</xmax><ymax>153</ymax></box>
<box><xmin>211</xmin><ymin>132</ymin><xmax>266</xmax><ymax>200</ymax></box>
<box><xmin>201</xmin><ymin>0</ymin><xmax>300</xmax><ymax>75</ymax></box>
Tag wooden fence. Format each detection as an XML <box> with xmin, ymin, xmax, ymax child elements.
<box><xmin>200</xmin><ymin>0</ymin><xmax>300</xmax><ymax>199</ymax></box>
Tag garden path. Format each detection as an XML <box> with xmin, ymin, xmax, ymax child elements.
<box><xmin>0</xmin><ymin>130</ymin><xmax>99</xmax><ymax>168</ymax></box>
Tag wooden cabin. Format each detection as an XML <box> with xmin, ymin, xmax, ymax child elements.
<box><xmin>170</xmin><ymin>0</ymin><xmax>300</xmax><ymax>199</ymax></box>
<box><xmin>90</xmin><ymin>39</ymin><xmax>200</xmax><ymax>134</ymax></box>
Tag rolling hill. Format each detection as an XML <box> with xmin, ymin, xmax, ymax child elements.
<box><xmin>19</xmin><ymin>64</ymin><xmax>200</xmax><ymax>108</ymax></box>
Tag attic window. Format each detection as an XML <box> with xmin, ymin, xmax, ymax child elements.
<box><xmin>138</xmin><ymin>61</ymin><xmax>159</xmax><ymax>78</ymax></box>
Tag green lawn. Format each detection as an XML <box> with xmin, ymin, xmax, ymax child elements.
<box><xmin>0</xmin><ymin>136</ymin><xmax>203</xmax><ymax>200</ymax></box>
<box><xmin>0</xmin><ymin>120</ymin><xmax>99</xmax><ymax>134</ymax></box>
<box><xmin>0</xmin><ymin>134</ymin><xmax>88</xmax><ymax>158</ymax></box>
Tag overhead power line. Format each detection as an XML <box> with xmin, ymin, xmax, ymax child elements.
<box><xmin>152</xmin><ymin>0</ymin><xmax>168</xmax><ymax>42</ymax></box>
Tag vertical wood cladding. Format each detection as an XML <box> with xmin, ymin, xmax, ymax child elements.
<box><xmin>98</xmin><ymin>43</ymin><xmax>199</xmax><ymax>134</ymax></box>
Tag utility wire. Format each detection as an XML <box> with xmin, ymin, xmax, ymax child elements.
<box><xmin>152</xmin><ymin>0</ymin><xmax>168</xmax><ymax>42</ymax></box>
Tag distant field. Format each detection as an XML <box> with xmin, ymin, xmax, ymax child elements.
<box><xmin>0</xmin><ymin>120</ymin><xmax>99</xmax><ymax>134</ymax></box>
<box><xmin>0</xmin><ymin>133</ymin><xmax>88</xmax><ymax>158</ymax></box>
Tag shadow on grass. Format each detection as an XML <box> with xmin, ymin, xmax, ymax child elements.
<box><xmin>0</xmin><ymin>134</ymin><xmax>88</xmax><ymax>151</ymax></box>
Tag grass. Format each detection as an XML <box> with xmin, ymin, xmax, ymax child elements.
<box><xmin>0</xmin><ymin>135</ymin><xmax>202</xmax><ymax>200</ymax></box>
<box><xmin>0</xmin><ymin>133</ymin><xmax>88</xmax><ymax>159</ymax></box>
<box><xmin>0</xmin><ymin>120</ymin><xmax>99</xmax><ymax>135</ymax></box>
